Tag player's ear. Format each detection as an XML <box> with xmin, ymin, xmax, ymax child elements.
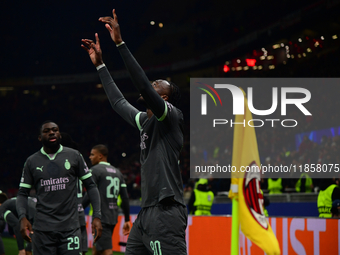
<box><xmin>38</xmin><ymin>135</ymin><xmax>42</xmax><ymax>142</ymax></box>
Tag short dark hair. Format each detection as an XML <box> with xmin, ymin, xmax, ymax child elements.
<box><xmin>167</xmin><ymin>81</ymin><xmax>181</xmax><ymax>107</ymax></box>
<box><xmin>0</xmin><ymin>192</ymin><xmax>8</xmax><ymax>204</ymax></box>
<box><xmin>39</xmin><ymin>120</ymin><xmax>57</xmax><ymax>134</ymax></box>
<box><xmin>92</xmin><ymin>144</ymin><xmax>108</xmax><ymax>157</ymax></box>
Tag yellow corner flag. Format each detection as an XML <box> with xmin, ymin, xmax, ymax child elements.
<box><xmin>229</xmin><ymin>88</ymin><xmax>280</xmax><ymax>255</ymax></box>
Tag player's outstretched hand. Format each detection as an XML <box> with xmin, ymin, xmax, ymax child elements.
<box><xmin>122</xmin><ymin>221</ymin><xmax>131</xmax><ymax>236</ymax></box>
<box><xmin>20</xmin><ymin>217</ymin><xmax>33</xmax><ymax>242</ymax></box>
<box><xmin>81</xmin><ymin>33</ymin><xmax>104</xmax><ymax>67</ymax></box>
<box><xmin>98</xmin><ymin>9</ymin><xmax>123</xmax><ymax>45</ymax></box>
<box><xmin>92</xmin><ymin>217</ymin><xmax>102</xmax><ymax>243</ymax></box>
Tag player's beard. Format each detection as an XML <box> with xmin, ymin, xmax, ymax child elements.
<box><xmin>42</xmin><ymin>137</ymin><xmax>61</xmax><ymax>150</ymax></box>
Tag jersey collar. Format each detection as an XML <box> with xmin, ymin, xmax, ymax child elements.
<box><xmin>40</xmin><ymin>145</ymin><xmax>63</xmax><ymax>160</ymax></box>
<box><xmin>99</xmin><ymin>161</ymin><xmax>110</xmax><ymax>166</ymax></box>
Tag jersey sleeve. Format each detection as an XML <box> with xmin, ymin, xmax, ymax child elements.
<box><xmin>117</xmin><ymin>43</ymin><xmax>167</xmax><ymax>120</ymax></box>
<box><xmin>17</xmin><ymin>160</ymin><xmax>32</xmax><ymax>220</ymax></box>
<box><xmin>98</xmin><ymin>66</ymin><xmax>141</xmax><ymax>129</ymax></box>
<box><xmin>118</xmin><ymin>172</ymin><xmax>128</xmax><ymax>193</ymax></box>
<box><xmin>134</xmin><ymin>112</ymin><xmax>148</xmax><ymax>131</ymax></box>
<box><xmin>119</xmin><ymin>173</ymin><xmax>130</xmax><ymax>222</ymax></box>
<box><xmin>160</xmin><ymin>102</ymin><xmax>183</xmax><ymax>124</ymax></box>
<box><xmin>19</xmin><ymin>159</ymin><xmax>33</xmax><ymax>190</ymax></box>
<box><xmin>89</xmin><ymin>168</ymin><xmax>99</xmax><ymax>184</ymax></box>
<box><xmin>76</xmin><ymin>153</ymin><xmax>92</xmax><ymax>181</ymax></box>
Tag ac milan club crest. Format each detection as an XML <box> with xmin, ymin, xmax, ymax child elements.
<box><xmin>243</xmin><ymin>161</ymin><xmax>268</xmax><ymax>230</ymax></box>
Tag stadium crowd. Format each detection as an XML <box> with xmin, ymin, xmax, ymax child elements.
<box><xmin>1</xmin><ymin>45</ymin><xmax>340</xmax><ymax>199</ymax></box>
<box><xmin>1</xmin><ymin>0</ymin><xmax>340</xmax><ymax>200</ymax></box>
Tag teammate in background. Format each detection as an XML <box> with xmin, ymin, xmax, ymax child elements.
<box><xmin>17</xmin><ymin>121</ymin><xmax>102</xmax><ymax>255</ymax></box>
<box><xmin>83</xmin><ymin>144</ymin><xmax>130</xmax><ymax>255</ymax></box>
<box><xmin>0</xmin><ymin>196</ymin><xmax>36</xmax><ymax>255</ymax></box>
<box><xmin>188</xmin><ymin>179</ymin><xmax>214</xmax><ymax>215</ymax></box>
<box><xmin>81</xmin><ymin>9</ymin><xmax>187</xmax><ymax>254</ymax></box>
<box><xmin>60</xmin><ymin>132</ymin><xmax>88</xmax><ymax>255</ymax></box>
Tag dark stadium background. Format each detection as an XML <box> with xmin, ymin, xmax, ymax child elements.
<box><xmin>1</xmin><ymin>0</ymin><xmax>340</xmax><ymax>201</ymax></box>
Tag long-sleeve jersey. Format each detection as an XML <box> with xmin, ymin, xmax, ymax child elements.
<box><xmin>97</xmin><ymin>43</ymin><xmax>185</xmax><ymax>208</ymax></box>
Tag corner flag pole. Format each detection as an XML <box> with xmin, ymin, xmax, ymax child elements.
<box><xmin>230</xmin><ymin>184</ymin><xmax>239</xmax><ymax>255</ymax></box>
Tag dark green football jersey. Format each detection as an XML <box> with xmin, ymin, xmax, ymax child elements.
<box><xmin>90</xmin><ymin>162</ymin><xmax>126</xmax><ymax>225</ymax></box>
<box><xmin>135</xmin><ymin>102</ymin><xmax>185</xmax><ymax>208</ymax></box>
<box><xmin>19</xmin><ymin>145</ymin><xmax>92</xmax><ymax>231</ymax></box>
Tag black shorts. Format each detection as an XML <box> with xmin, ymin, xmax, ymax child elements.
<box><xmin>32</xmin><ymin>228</ymin><xmax>81</xmax><ymax>255</ymax></box>
<box><xmin>125</xmin><ymin>202</ymin><xmax>187</xmax><ymax>255</ymax></box>
<box><xmin>25</xmin><ymin>233</ymin><xmax>33</xmax><ymax>252</ymax></box>
<box><xmin>25</xmin><ymin>241</ymin><xmax>33</xmax><ymax>252</ymax></box>
<box><xmin>80</xmin><ymin>225</ymin><xmax>88</xmax><ymax>252</ymax></box>
<box><xmin>94</xmin><ymin>223</ymin><xmax>115</xmax><ymax>251</ymax></box>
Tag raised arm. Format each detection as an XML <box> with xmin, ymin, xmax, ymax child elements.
<box><xmin>99</xmin><ymin>10</ymin><xmax>166</xmax><ymax>119</ymax></box>
<box><xmin>81</xmin><ymin>34</ymin><xmax>140</xmax><ymax>128</ymax></box>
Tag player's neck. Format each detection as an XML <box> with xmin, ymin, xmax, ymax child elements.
<box><xmin>43</xmin><ymin>144</ymin><xmax>61</xmax><ymax>154</ymax></box>
<box><xmin>146</xmin><ymin>109</ymin><xmax>153</xmax><ymax>119</ymax></box>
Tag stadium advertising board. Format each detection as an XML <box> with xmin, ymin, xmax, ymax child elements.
<box><xmin>86</xmin><ymin>215</ymin><xmax>339</xmax><ymax>254</ymax></box>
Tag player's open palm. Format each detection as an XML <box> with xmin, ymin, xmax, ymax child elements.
<box><xmin>81</xmin><ymin>33</ymin><xmax>103</xmax><ymax>67</ymax></box>
<box><xmin>99</xmin><ymin>9</ymin><xmax>123</xmax><ymax>45</ymax></box>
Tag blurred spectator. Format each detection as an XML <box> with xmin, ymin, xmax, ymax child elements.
<box><xmin>295</xmin><ymin>173</ymin><xmax>313</xmax><ymax>193</ymax></box>
<box><xmin>317</xmin><ymin>178</ymin><xmax>340</xmax><ymax>218</ymax></box>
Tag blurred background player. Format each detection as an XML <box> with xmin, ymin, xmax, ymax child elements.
<box><xmin>83</xmin><ymin>144</ymin><xmax>130</xmax><ymax>255</ymax></box>
<box><xmin>16</xmin><ymin>121</ymin><xmax>102</xmax><ymax>255</ymax></box>
<box><xmin>0</xmin><ymin>195</ymin><xmax>36</xmax><ymax>255</ymax></box>
<box><xmin>81</xmin><ymin>9</ymin><xmax>187</xmax><ymax>254</ymax></box>
<box><xmin>188</xmin><ymin>179</ymin><xmax>214</xmax><ymax>215</ymax></box>
<box><xmin>60</xmin><ymin>132</ymin><xmax>88</xmax><ymax>255</ymax></box>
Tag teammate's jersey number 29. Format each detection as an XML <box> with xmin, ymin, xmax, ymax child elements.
<box><xmin>106</xmin><ymin>176</ymin><xmax>120</xmax><ymax>198</ymax></box>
